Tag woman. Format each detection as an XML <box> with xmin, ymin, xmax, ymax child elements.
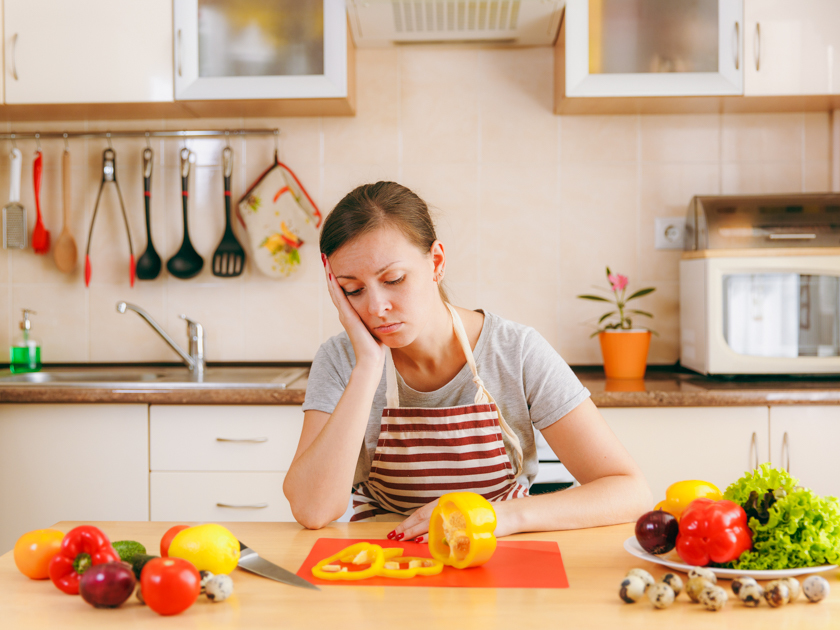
<box><xmin>283</xmin><ymin>182</ymin><xmax>651</xmax><ymax>541</ymax></box>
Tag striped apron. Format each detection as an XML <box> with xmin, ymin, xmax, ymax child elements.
<box><xmin>351</xmin><ymin>303</ymin><xmax>529</xmax><ymax>522</ymax></box>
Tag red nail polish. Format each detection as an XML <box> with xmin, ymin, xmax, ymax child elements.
<box><xmin>416</xmin><ymin>536</ymin><xmax>424</xmax><ymax>543</ymax></box>
<box><xmin>321</xmin><ymin>253</ymin><xmax>326</xmax><ymax>267</ymax></box>
<box><xmin>387</xmin><ymin>530</ymin><xmax>395</xmax><ymax>540</ymax></box>
<box><xmin>329</xmin><ymin>273</ymin><xmax>333</xmax><ymax>281</ymax></box>
<box><xmin>395</xmin><ymin>533</ymin><xmax>404</xmax><ymax>541</ymax></box>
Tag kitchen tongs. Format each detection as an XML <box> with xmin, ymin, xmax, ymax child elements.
<box><xmin>85</xmin><ymin>148</ymin><xmax>135</xmax><ymax>287</ymax></box>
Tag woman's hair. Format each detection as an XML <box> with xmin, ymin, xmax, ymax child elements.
<box><xmin>320</xmin><ymin>181</ymin><xmax>449</xmax><ymax>303</ymax></box>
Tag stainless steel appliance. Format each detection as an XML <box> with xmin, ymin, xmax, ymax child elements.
<box><xmin>680</xmin><ymin>193</ymin><xmax>840</xmax><ymax>375</ymax></box>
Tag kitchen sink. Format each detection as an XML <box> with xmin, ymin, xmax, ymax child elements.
<box><xmin>0</xmin><ymin>366</ymin><xmax>308</xmax><ymax>389</ymax></box>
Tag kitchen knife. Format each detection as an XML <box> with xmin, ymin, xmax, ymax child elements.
<box><xmin>238</xmin><ymin>540</ymin><xmax>320</xmax><ymax>591</ymax></box>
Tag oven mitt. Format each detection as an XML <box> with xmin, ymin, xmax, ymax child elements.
<box><xmin>237</xmin><ymin>159</ymin><xmax>322</xmax><ymax>278</ymax></box>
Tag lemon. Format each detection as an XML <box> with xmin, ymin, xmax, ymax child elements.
<box><xmin>168</xmin><ymin>524</ymin><xmax>240</xmax><ymax>575</ymax></box>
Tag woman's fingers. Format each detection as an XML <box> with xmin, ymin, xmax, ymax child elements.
<box><xmin>392</xmin><ymin>500</ymin><xmax>438</xmax><ymax>543</ymax></box>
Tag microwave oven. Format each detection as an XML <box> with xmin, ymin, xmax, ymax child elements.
<box><xmin>680</xmin><ymin>194</ymin><xmax>840</xmax><ymax>376</ymax></box>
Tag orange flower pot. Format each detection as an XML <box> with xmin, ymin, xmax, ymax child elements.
<box><xmin>598</xmin><ymin>330</ymin><xmax>652</xmax><ymax>379</ymax></box>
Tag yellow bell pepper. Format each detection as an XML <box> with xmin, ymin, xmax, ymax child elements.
<box><xmin>379</xmin><ymin>556</ymin><xmax>444</xmax><ymax>579</ymax></box>
<box><xmin>311</xmin><ymin>542</ymin><xmax>385</xmax><ymax>581</ymax></box>
<box><xmin>429</xmin><ymin>492</ymin><xmax>497</xmax><ymax>569</ymax></box>
<box><xmin>655</xmin><ymin>480</ymin><xmax>722</xmax><ymax>521</ymax></box>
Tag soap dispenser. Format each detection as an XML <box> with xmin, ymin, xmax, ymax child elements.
<box><xmin>10</xmin><ymin>309</ymin><xmax>41</xmax><ymax>373</ymax></box>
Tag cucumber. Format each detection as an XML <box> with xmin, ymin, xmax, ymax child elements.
<box><xmin>131</xmin><ymin>554</ymin><xmax>159</xmax><ymax>580</ymax></box>
<box><xmin>112</xmin><ymin>540</ymin><xmax>147</xmax><ymax>563</ymax></box>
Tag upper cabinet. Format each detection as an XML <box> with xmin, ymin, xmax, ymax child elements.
<box><xmin>4</xmin><ymin>0</ymin><xmax>173</xmax><ymax>104</ymax></box>
<box><xmin>174</xmin><ymin>0</ymin><xmax>348</xmax><ymax>101</ymax></box>
<box><xmin>562</xmin><ymin>0</ymin><xmax>743</xmax><ymax>98</ymax></box>
<box><xmin>743</xmin><ymin>0</ymin><xmax>840</xmax><ymax>96</ymax></box>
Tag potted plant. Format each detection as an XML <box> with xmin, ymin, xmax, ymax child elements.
<box><xmin>577</xmin><ymin>268</ymin><xmax>656</xmax><ymax>379</ymax></box>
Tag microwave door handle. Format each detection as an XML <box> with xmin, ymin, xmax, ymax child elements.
<box><xmin>767</xmin><ymin>233</ymin><xmax>817</xmax><ymax>240</ymax></box>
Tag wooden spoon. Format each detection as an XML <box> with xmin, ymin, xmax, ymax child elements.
<box><xmin>53</xmin><ymin>149</ymin><xmax>77</xmax><ymax>273</ymax></box>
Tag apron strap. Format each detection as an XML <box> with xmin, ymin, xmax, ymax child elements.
<box><xmin>384</xmin><ymin>350</ymin><xmax>400</xmax><ymax>409</ymax></box>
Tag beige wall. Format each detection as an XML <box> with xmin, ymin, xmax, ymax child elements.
<box><xmin>0</xmin><ymin>47</ymin><xmax>832</xmax><ymax>366</ymax></box>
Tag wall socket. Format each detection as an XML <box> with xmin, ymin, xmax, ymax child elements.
<box><xmin>654</xmin><ymin>217</ymin><xmax>686</xmax><ymax>250</ymax></box>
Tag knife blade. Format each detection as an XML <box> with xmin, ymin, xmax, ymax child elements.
<box><xmin>238</xmin><ymin>540</ymin><xmax>320</xmax><ymax>591</ymax></box>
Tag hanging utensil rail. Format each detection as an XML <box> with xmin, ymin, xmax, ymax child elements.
<box><xmin>0</xmin><ymin>129</ymin><xmax>280</xmax><ymax>141</ymax></box>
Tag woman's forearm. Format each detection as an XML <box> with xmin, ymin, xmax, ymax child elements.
<box><xmin>498</xmin><ymin>474</ymin><xmax>653</xmax><ymax>536</ymax></box>
<box><xmin>284</xmin><ymin>363</ymin><xmax>382</xmax><ymax>528</ymax></box>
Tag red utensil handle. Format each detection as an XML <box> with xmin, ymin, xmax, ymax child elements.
<box><xmin>85</xmin><ymin>255</ymin><xmax>91</xmax><ymax>287</ymax></box>
<box><xmin>33</xmin><ymin>151</ymin><xmax>42</xmax><ymax>217</ymax></box>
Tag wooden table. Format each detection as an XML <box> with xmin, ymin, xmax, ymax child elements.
<box><xmin>1</xmin><ymin>521</ymin><xmax>837</xmax><ymax>629</ymax></box>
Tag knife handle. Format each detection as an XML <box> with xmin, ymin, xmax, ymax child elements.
<box><xmin>216</xmin><ymin>502</ymin><xmax>269</xmax><ymax>509</ymax></box>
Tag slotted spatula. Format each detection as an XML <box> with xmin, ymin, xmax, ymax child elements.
<box><xmin>212</xmin><ymin>146</ymin><xmax>245</xmax><ymax>277</ymax></box>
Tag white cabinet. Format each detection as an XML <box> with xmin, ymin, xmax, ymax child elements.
<box><xmin>174</xmin><ymin>0</ymin><xmax>348</xmax><ymax>101</ymax></box>
<box><xmin>4</xmin><ymin>0</ymin><xmax>173</xmax><ymax>104</ymax></box>
<box><xmin>769</xmin><ymin>406</ymin><xmax>840</xmax><ymax>499</ymax></box>
<box><xmin>0</xmin><ymin>404</ymin><xmax>149</xmax><ymax>554</ymax></box>
<box><xmin>149</xmin><ymin>405</ymin><xmax>304</xmax><ymax>522</ymax></box>
<box><xmin>563</xmin><ymin>0</ymin><xmax>743</xmax><ymax>97</ymax></box>
<box><xmin>743</xmin><ymin>0</ymin><xmax>840</xmax><ymax>96</ymax></box>
<box><xmin>600</xmin><ymin>406</ymin><xmax>769</xmax><ymax>501</ymax></box>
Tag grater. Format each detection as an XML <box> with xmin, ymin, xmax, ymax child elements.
<box><xmin>2</xmin><ymin>148</ymin><xmax>25</xmax><ymax>249</ymax></box>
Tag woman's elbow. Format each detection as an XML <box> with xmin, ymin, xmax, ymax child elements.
<box><xmin>283</xmin><ymin>480</ymin><xmax>343</xmax><ymax>530</ymax></box>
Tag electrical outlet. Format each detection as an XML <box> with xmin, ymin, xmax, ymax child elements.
<box><xmin>654</xmin><ymin>217</ymin><xmax>686</xmax><ymax>250</ymax></box>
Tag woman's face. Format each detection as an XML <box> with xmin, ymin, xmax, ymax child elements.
<box><xmin>329</xmin><ymin>225</ymin><xmax>444</xmax><ymax>347</ymax></box>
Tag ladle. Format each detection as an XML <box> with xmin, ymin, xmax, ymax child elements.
<box><xmin>135</xmin><ymin>148</ymin><xmax>161</xmax><ymax>280</ymax></box>
<box><xmin>166</xmin><ymin>148</ymin><xmax>203</xmax><ymax>279</ymax></box>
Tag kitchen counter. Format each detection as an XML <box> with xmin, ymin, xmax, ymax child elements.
<box><xmin>1</xmin><ymin>521</ymin><xmax>837</xmax><ymax>629</ymax></box>
<box><xmin>2</xmin><ymin>365</ymin><xmax>840</xmax><ymax>406</ymax></box>
<box><xmin>578</xmin><ymin>366</ymin><xmax>840</xmax><ymax>407</ymax></box>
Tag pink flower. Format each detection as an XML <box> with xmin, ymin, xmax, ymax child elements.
<box><xmin>608</xmin><ymin>273</ymin><xmax>628</xmax><ymax>292</ymax></box>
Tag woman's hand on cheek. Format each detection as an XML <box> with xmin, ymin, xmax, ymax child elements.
<box><xmin>388</xmin><ymin>499</ymin><xmax>439</xmax><ymax>544</ymax></box>
<box><xmin>322</xmin><ymin>254</ymin><xmax>386</xmax><ymax>368</ymax></box>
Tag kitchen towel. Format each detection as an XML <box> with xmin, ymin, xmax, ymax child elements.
<box><xmin>297</xmin><ymin>538</ymin><xmax>569</xmax><ymax>588</ymax></box>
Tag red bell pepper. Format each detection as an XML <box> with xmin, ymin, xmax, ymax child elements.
<box><xmin>48</xmin><ymin>526</ymin><xmax>120</xmax><ymax>594</ymax></box>
<box><xmin>675</xmin><ymin>498</ymin><xmax>752</xmax><ymax>566</ymax></box>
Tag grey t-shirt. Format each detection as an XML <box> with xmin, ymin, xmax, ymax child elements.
<box><xmin>302</xmin><ymin>309</ymin><xmax>591</xmax><ymax>489</ymax></box>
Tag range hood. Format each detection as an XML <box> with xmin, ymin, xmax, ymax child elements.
<box><xmin>347</xmin><ymin>0</ymin><xmax>565</xmax><ymax>47</ymax></box>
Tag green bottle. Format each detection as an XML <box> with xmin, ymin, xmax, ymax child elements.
<box><xmin>10</xmin><ymin>309</ymin><xmax>41</xmax><ymax>373</ymax></box>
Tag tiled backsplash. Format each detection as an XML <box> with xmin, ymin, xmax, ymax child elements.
<box><xmin>0</xmin><ymin>47</ymin><xmax>833</xmax><ymax>365</ymax></box>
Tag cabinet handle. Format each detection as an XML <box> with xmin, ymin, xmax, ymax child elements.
<box><xmin>733</xmin><ymin>22</ymin><xmax>740</xmax><ymax>71</ymax></box>
<box><xmin>781</xmin><ymin>431</ymin><xmax>790</xmax><ymax>473</ymax></box>
<box><xmin>11</xmin><ymin>33</ymin><xmax>18</xmax><ymax>81</ymax></box>
<box><xmin>754</xmin><ymin>23</ymin><xmax>761</xmax><ymax>71</ymax></box>
<box><xmin>177</xmin><ymin>29</ymin><xmax>182</xmax><ymax>77</ymax></box>
<box><xmin>216</xmin><ymin>437</ymin><xmax>268</xmax><ymax>443</ymax></box>
<box><xmin>749</xmin><ymin>431</ymin><xmax>758</xmax><ymax>469</ymax></box>
<box><xmin>216</xmin><ymin>502</ymin><xmax>268</xmax><ymax>509</ymax></box>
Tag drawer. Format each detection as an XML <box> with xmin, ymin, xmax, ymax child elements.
<box><xmin>150</xmin><ymin>472</ymin><xmax>293</xmax><ymax>522</ymax></box>
<box><xmin>150</xmin><ymin>405</ymin><xmax>304</xmax><ymax>472</ymax></box>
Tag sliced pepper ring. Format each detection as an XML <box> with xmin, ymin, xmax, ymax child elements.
<box><xmin>380</xmin><ymin>556</ymin><xmax>444</xmax><ymax>579</ymax></box>
<box><xmin>311</xmin><ymin>542</ymin><xmax>385</xmax><ymax>581</ymax></box>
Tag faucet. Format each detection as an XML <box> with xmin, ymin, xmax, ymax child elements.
<box><xmin>116</xmin><ymin>302</ymin><xmax>206</xmax><ymax>378</ymax></box>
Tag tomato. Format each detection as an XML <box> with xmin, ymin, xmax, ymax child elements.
<box><xmin>140</xmin><ymin>557</ymin><xmax>200</xmax><ymax>616</ymax></box>
<box><xmin>160</xmin><ymin>525</ymin><xmax>190</xmax><ymax>557</ymax></box>
<box><xmin>14</xmin><ymin>529</ymin><xmax>64</xmax><ymax>580</ymax></box>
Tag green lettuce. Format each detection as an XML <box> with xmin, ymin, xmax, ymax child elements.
<box><xmin>720</xmin><ymin>463</ymin><xmax>840</xmax><ymax>570</ymax></box>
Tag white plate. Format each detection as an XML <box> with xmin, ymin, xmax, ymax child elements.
<box><xmin>624</xmin><ymin>537</ymin><xmax>839</xmax><ymax>580</ymax></box>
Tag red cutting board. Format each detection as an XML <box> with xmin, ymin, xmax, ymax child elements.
<box><xmin>297</xmin><ymin>538</ymin><xmax>569</xmax><ymax>588</ymax></box>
